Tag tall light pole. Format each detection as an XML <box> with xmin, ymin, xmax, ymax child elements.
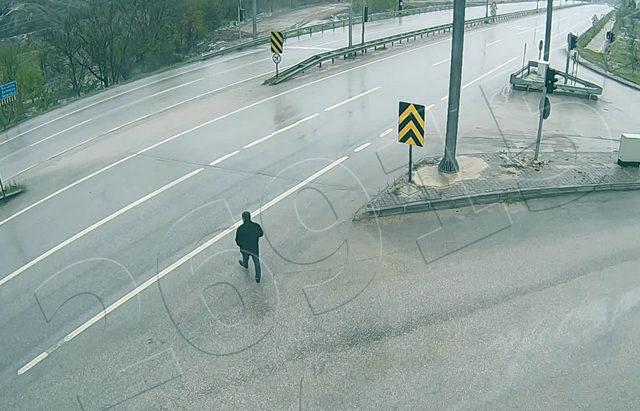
<box><xmin>252</xmin><ymin>0</ymin><xmax>257</xmax><ymax>39</ymax></box>
<box><xmin>238</xmin><ymin>0</ymin><xmax>243</xmax><ymax>40</ymax></box>
<box><xmin>438</xmin><ymin>0</ymin><xmax>466</xmax><ymax>173</ymax></box>
<box><xmin>348</xmin><ymin>3</ymin><xmax>353</xmax><ymax>47</ymax></box>
<box><xmin>362</xmin><ymin>1</ymin><xmax>368</xmax><ymax>44</ymax></box>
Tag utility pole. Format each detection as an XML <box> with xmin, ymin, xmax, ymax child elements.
<box><xmin>362</xmin><ymin>1</ymin><xmax>368</xmax><ymax>45</ymax></box>
<box><xmin>534</xmin><ymin>0</ymin><xmax>554</xmax><ymax>160</ymax></box>
<box><xmin>238</xmin><ymin>0</ymin><xmax>243</xmax><ymax>41</ymax></box>
<box><xmin>348</xmin><ymin>4</ymin><xmax>353</xmax><ymax>47</ymax></box>
<box><xmin>438</xmin><ymin>0</ymin><xmax>466</xmax><ymax>174</ymax></box>
<box><xmin>252</xmin><ymin>0</ymin><xmax>257</xmax><ymax>39</ymax></box>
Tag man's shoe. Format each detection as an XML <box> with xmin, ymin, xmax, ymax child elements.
<box><xmin>255</xmin><ymin>274</ymin><xmax>261</xmax><ymax>284</ymax></box>
<box><xmin>238</xmin><ymin>260</ymin><xmax>247</xmax><ymax>269</ymax></box>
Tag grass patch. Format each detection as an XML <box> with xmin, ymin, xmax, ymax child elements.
<box><xmin>578</xmin><ymin>7</ymin><xmax>640</xmax><ymax>86</ymax></box>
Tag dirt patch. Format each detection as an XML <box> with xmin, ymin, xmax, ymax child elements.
<box><xmin>413</xmin><ymin>156</ymin><xmax>489</xmax><ymax>188</ymax></box>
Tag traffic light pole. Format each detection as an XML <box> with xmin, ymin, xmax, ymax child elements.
<box><xmin>534</xmin><ymin>64</ymin><xmax>548</xmax><ymax>161</ymax></box>
<box><xmin>564</xmin><ymin>50</ymin><xmax>570</xmax><ymax>84</ymax></box>
<box><xmin>438</xmin><ymin>0</ymin><xmax>466</xmax><ymax>174</ymax></box>
<box><xmin>534</xmin><ymin>0</ymin><xmax>554</xmax><ymax>161</ymax></box>
<box><xmin>542</xmin><ymin>0</ymin><xmax>552</xmax><ymax>61</ymax></box>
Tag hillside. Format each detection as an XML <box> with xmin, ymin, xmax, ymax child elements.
<box><xmin>0</xmin><ymin>0</ymin><xmax>81</xmax><ymax>40</ymax></box>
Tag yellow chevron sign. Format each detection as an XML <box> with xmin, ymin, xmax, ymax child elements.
<box><xmin>270</xmin><ymin>31</ymin><xmax>284</xmax><ymax>54</ymax></box>
<box><xmin>398</xmin><ymin>101</ymin><xmax>425</xmax><ymax>146</ymax></box>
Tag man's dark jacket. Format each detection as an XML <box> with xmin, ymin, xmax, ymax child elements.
<box><xmin>235</xmin><ymin>221</ymin><xmax>264</xmax><ymax>254</ymax></box>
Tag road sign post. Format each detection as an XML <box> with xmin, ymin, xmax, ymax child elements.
<box><xmin>534</xmin><ymin>62</ymin><xmax>556</xmax><ymax>160</ymax></box>
<box><xmin>398</xmin><ymin>101</ymin><xmax>426</xmax><ymax>183</ymax></box>
<box><xmin>272</xmin><ymin>53</ymin><xmax>281</xmax><ymax>77</ymax></box>
<box><xmin>538</xmin><ymin>39</ymin><xmax>543</xmax><ymax>60</ymax></box>
<box><xmin>270</xmin><ymin>32</ymin><xmax>284</xmax><ymax>77</ymax></box>
<box><xmin>565</xmin><ymin>33</ymin><xmax>577</xmax><ymax>84</ymax></box>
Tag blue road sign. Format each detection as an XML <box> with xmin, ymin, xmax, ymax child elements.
<box><xmin>0</xmin><ymin>81</ymin><xmax>17</xmax><ymax>104</ymax></box>
<box><xmin>1</xmin><ymin>81</ymin><xmax>17</xmax><ymax>97</ymax></box>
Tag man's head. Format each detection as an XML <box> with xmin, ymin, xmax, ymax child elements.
<box><xmin>242</xmin><ymin>211</ymin><xmax>251</xmax><ymax>223</ymax></box>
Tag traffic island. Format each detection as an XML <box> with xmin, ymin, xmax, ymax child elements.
<box><xmin>354</xmin><ymin>151</ymin><xmax>640</xmax><ymax>220</ymax></box>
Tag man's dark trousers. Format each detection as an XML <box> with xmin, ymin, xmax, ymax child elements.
<box><xmin>240</xmin><ymin>251</ymin><xmax>261</xmax><ymax>279</ymax></box>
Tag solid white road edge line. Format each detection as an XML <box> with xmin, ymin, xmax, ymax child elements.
<box><xmin>17</xmin><ymin>155</ymin><xmax>349</xmax><ymax>376</ymax></box>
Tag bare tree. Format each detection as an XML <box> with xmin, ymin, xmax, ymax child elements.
<box><xmin>45</xmin><ymin>15</ymin><xmax>87</xmax><ymax>96</ymax></box>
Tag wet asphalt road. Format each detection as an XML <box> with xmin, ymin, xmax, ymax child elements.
<box><xmin>2</xmin><ymin>1</ymin><xmax>640</xmax><ymax>408</ymax></box>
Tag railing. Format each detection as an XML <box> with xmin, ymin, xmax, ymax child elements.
<box><xmin>201</xmin><ymin>1</ymin><xmax>495</xmax><ymax>60</ymax></box>
<box><xmin>510</xmin><ymin>60</ymin><xmax>603</xmax><ymax>99</ymax></box>
<box><xmin>264</xmin><ymin>3</ymin><xmax>584</xmax><ymax>85</ymax></box>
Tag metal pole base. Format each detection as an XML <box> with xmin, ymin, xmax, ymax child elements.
<box><xmin>438</xmin><ymin>156</ymin><xmax>459</xmax><ymax>173</ymax></box>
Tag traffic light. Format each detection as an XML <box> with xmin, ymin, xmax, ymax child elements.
<box><xmin>568</xmin><ymin>33</ymin><xmax>578</xmax><ymax>51</ymax></box>
<box><xmin>606</xmin><ymin>31</ymin><xmax>615</xmax><ymax>43</ymax></box>
<box><xmin>544</xmin><ymin>67</ymin><xmax>559</xmax><ymax>94</ymax></box>
<box><xmin>398</xmin><ymin>0</ymin><xmax>403</xmax><ymax>11</ymax></box>
<box><xmin>239</xmin><ymin>8</ymin><xmax>245</xmax><ymax>22</ymax></box>
<box><xmin>364</xmin><ymin>5</ymin><xmax>369</xmax><ymax>22</ymax></box>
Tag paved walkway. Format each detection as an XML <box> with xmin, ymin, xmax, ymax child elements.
<box><xmin>586</xmin><ymin>15</ymin><xmax>615</xmax><ymax>53</ymax></box>
<box><xmin>357</xmin><ymin>151</ymin><xmax>640</xmax><ymax>218</ymax></box>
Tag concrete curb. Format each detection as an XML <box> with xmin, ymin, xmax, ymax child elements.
<box><xmin>356</xmin><ymin>181</ymin><xmax>640</xmax><ymax>219</ymax></box>
<box><xmin>577</xmin><ymin>54</ymin><xmax>640</xmax><ymax>92</ymax></box>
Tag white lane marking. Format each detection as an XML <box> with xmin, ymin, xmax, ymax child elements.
<box><xmin>18</xmin><ymin>352</ymin><xmax>48</xmax><ymax>375</ymax></box>
<box><xmin>440</xmin><ymin>56</ymin><xmax>519</xmax><ymax>102</ymax></box>
<box><xmin>29</xmin><ymin>119</ymin><xmax>93</xmax><ymax>147</ymax></box>
<box><xmin>0</xmin><ymin>168</ymin><xmax>203</xmax><ymax>288</ymax></box>
<box><xmin>487</xmin><ymin>39</ymin><xmax>502</xmax><ymax>46</ymax></box>
<box><xmin>354</xmin><ymin>142</ymin><xmax>371</xmax><ymax>152</ymax></box>
<box><xmin>0</xmin><ymin>71</ymin><xmax>278</xmax><ymax>224</ymax></box>
<box><xmin>433</xmin><ymin>58</ymin><xmax>450</xmax><ymax>66</ymax></box>
<box><xmin>379</xmin><ymin>128</ymin><xmax>393</xmax><ymax>138</ymax></box>
<box><xmin>209</xmin><ymin>150</ymin><xmax>240</xmax><ymax>166</ymax></box>
<box><xmin>324</xmin><ymin>87</ymin><xmax>381</xmax><ymax>112</ymax></box>
<box><xmin>17</xmin><ymin>156</ymin><xmax>349</xmax><ymax>376</ymax></box>
<box><xmin>0</xmin><ymin>10</ymin><xmax>542</xmax><ymax>223</ymax></box>
<box><xmin>0</xmin><ymin>55</ymin><xmax>267</xmax><ymax>147</ymax></box>
<box><xmin>287</xmin><ymin>46</ymin><xmax>332</xmax><ymax>51</ymax></box>
<box><xmin>461</xmin><ymin>56</ymin><xmax>519</xmax><ymax>90</ymax></box>
<box><xmin>243</xmin><ymin>113</ymin><xmax>319</xmax><ymax>149</ymax></box>
<box><xmin>106</xmin><ymin>71</ymin><xmax>271</xmax><ymax>136</ymax></box>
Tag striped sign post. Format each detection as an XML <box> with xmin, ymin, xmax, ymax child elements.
<box><xmin>270</xmin><ymin>31</ymin><xmax>284</xmax><ymax>77</ymax></box>
<box><xmin>398</xmin><ymin>101</ymin><xmax>426</xmax><ymax>183</ymax></box>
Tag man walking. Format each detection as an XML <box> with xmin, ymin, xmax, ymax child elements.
<box><xmin>235</xmin><ymin>211</ymin><xmax>264</xmax><ymax>283</ymax></box>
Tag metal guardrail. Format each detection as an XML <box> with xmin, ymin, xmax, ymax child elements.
<box><xmin>510</xmin><ymin>60</ymin><xmax>602</xmax><ymax>99</ymax></box>
<box><xmin>201</xmin><ymin>2</ymin><xmax>493</xmax><ymax>60</ymax></box>
<box><xmin>264</xmin><ymin>4</ymin><xmax>584</xmax><ymax>85</ymax></box>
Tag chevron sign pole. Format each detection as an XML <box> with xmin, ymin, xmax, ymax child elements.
<box><xmin>398</xmin><ymin>101</ymin><xmax>426</xmax><ymax>183</ymax></box>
